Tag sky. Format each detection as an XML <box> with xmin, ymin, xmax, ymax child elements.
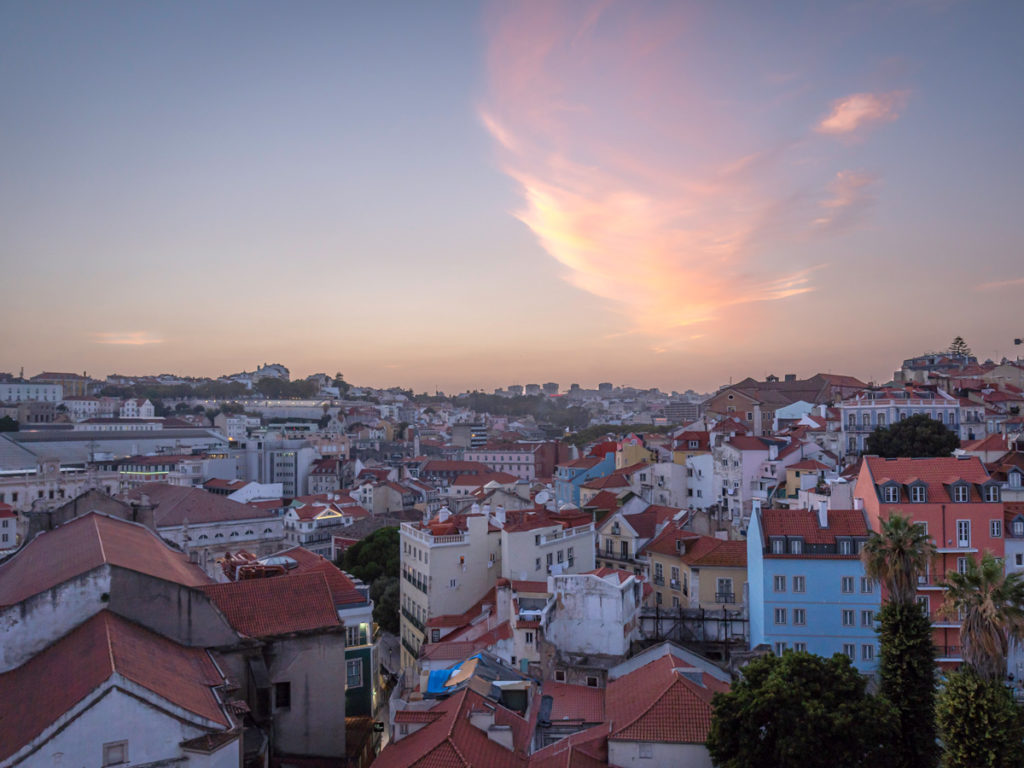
<box><xmin>2</xmin><ymin>0</ymin><xmax>1022</xmax><ymax>393</ymax></box>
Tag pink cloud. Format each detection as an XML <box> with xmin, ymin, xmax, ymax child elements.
<box><xmin>817</xmin><ymin>91</ymin><xmax>908</xmax><ymax>135</ymax></box>
<box><xmin>481</xmin><ymin>2</ymin><xmax>888</xmax><ymax>341</ymax></box>
<box><xmin>974</xmin><ymin>277</ymin><xmax>1024</xmax><ymax>291</ymax></box>
<box><xmin>93</xmin><ymin>331</ymin><xmax>163</xmax><ymax>346</ymax></box>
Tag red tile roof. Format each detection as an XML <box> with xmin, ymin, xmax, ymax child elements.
<box><xmin>202</xmin><ymin>571</ymin><xmax>341</xmax><ymax>638</ymax></box>
<box><xmin>123</xmin><ymin>482</ymin><xmax>275</xmax><ymax>526</ymax></box>
<box><xmin>274</xmin><ymin>546</ymin><xmax>367</xmax><ymax>607</ymax></box>
<box><xmin>559</xmin><ymin>457</ymin><xmax>603</xmax><ymax>470</ymax></box>
<box><xmin>543</xmin><ymin>681</ymin><xmax>605</xmax><ymax>723</ymax></box>
<box><xmin>760</xmin><ymin>508</ymin><xmax>869</xmax><ymax>551</ymax></box>
<box><xmin>583</xmin><ymin>490</ymin><xmax>623</xmax><ymax>511</ymax></box>
<box><xmin>529</xmin><ymin>723</ymin><xmax>609</xmax><ymax>768</ymax></box>
<box><xmin>372</xmin><ymin>687</ymin><xmax>530</xmax><ymax>768</ymax></box>
<box><xmin>0</xmin><ymin>612</ymin><xmax>229</xmax><ymax>762</ymax></box>
<box><xmin>788</xmin><ymin>459</ymin><xmax>830</xmax><ymax>471</ymax></box>
<box><xmin>606</xmin><ymin>654</ymin><xmax>728</xmax><ymax>744</ymax></box>
<box><xmin>0</xmin><ymin>513</ymin><xmax>211</xmax><ymax>607</ymax></box>
<box><xmin>453</xmin><ymin>472</ymin><xmax>519</xmax><ymax>487</ymax></box>
<box><xmin>581</xmin><ymin>474</ymin><xmax>631</xmax><ymax>491</ymax></box>
<box><xmin>863</xmin><ymin>455</ymin><xmax>993</xmax><ymax>503</ymax></box>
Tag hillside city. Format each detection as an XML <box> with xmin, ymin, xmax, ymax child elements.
<box><xmin>2</xmin><ymin>339</ymin><xmax>1024</xmax><ymax>767</ymax></box>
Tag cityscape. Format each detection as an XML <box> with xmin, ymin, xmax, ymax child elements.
<box><xmin>3</xmin><ymin>2</ymin><xmax>1024</xmax><ymax>768</ymax></box>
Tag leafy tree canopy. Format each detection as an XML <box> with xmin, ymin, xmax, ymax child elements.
<box><xmin>937</xmin><ymin>667</ymin><xmax>1024</xmax><ymax>768</ymax></box>
<box><xmin>338</xmin><ymin>526</ymin><xmax>399</xmax><ymax>585</ymax></box>
<box><xmin>707</xmin><ymin>651</ymin><xmax>897</xmax><ymax>768</ymax></box>
<box><xmin>865</xmin><ymin>413</ymin><xmax>960</xmax><ymax>458</ymax></box>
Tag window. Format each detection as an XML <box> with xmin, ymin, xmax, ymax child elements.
<box><xmin>883</xmin><ymin>485</ymin><xmax>899</xmax><ymax>503</ymax></box>
<box><xmin>841</xmin><ymin>576</ymin><xmax>854</xmax><ymax>593</ymax></box>
<box><xmin>525</xmin><ymin>631</ymin><xmax>534</xmax><ymax>644</ymax></box>
<box><xmin>275</xmin><ymin>681</ymin><xmax>291</xmax><ymax>709</ymax></box>
<box><xmin>1018</xmin><ymin>554</ymin><xmax>1024</xmax><ymax>567</ymax></box>
<box><xmin>639</xmin><ymin>743</ymin><xmax>654</xmax><ymax>759</ymax></box>
<box><xmin>910</xmin><ymin>485</ymin><xmax>926</xmax><ymax>503</ymax></box>
<box><xmin>773</xmin><ymin>575</ymin><xmax>786</xmax><ymax>592</ymax></box>
<box><xmin>586</xmin><ymin>676</ymin><xmax>598</xmax><ymax>687</ymax></box>
<box><xmin>843</xmin><ymin>644</ymin><xmax>856</xmax><ymax>660</ymax></box>
<box><xmin>605</xmin><ymin>539</ymin><xmax>613</xmax><ymax>554</ymax></box>
<box><xmin>347</xmin><ymin>659</ymin><xmax>362</xmax><ymax>689</ymax></box>
<box><xmin>1016</xmin><ymin>521</ymin><xmax>1024</xmax><ymax>537</ymax></box>
<box><xmin>957</xmin><ymin>557</ymin><xmax>968</xmax><ymax>574</ymax></box>
<box><xmin>992</xmin><ymin>520</ymin><xmax>1003</xmax><ymax>538</ymax></box>
<box><xmin>986</xmin><ymin>486</ymin><xmax>1000</xmax><ymax>503</ymax></box>
<box><xmin>842</xmin><ymin>610</ymin><xmax>855</xmax><ymax>627</ymax></box>
<box><xmin>546</xmin><ymin>553</ymin><xmax>554</xmax><ymax>567</ymax></box>
<box><xmin>956</xmin><ymin>520</ymin><xmax>971</xmax><ymax>548</ymax></box>
<box><xmin>771</xmin><ymin>538</ymin><xmax>785</xmax><ymax>554</ymax></box>
<box><xmin>103</xmin><ymin>742</ymin><xmax>129</xmax><ymax>766</ymax></box>
<box><xmin>793</xmin><ymin>608</ymin><xmax>806</xmax><ymax>625</ymax></box>
<box><xmin>861</xmin><ymin>610</ymin><xmax>874</xmax><ymax>627</ymax></box>
<box><xmin>792</xmin><ymin>575</ymin><xmax>806</xmax><ymax>593</ymax></box>
<box><xmin>554</xmin><ymin>669</ymin><xmax>566</xmax><ymax>682</ymax></box>
<box><xmin>774</xmin><ymin>642</ymin><xmax>786</xmax><ymax>656</ymax></box>
<box><xmin>917</xmin><ymin>595</ymin><xmax>930</xmax><ymax>614</ymax></box>
<box><xmin>794</xmin><ymin>642</ymin><xmax>807</xmax><ymax>652</ymax></box>
<box><xmin>535</xmin><ymin>557</ymin><xmax>541</xmax><ymax>571</ymax></box>
<box><xmin>789</xmin><ymin>539</ymin><xmax>802</xmax><ymax>555</ymax></box>
<box><xmin>860</xmin><ymin>577</ymin><xmax>873</xmax><ymax>593</ymax></box>
<box><xmin>655</xmin><ymin>591</ymin><xmax>663</xmax><ymax>605</ymax></box>
<box><xmin>839</xmin><ymin>539</ymin><xmax>853</xmax><ymax>555</ymax></box>
<box><xmin>449</xmin><ymin>578</ymin><xmax>457</xmax><ymax>588</ymax></box>
<box><xmin>774</xmin><ymin>608</ymin><xmax>787</xmax><ymax>625</ymax></box>
<box><xmin>953</xmin><ymin>485</ymin><xmax>969</xmax><ymax>503</ymax></box>
<box><xmin>862</xmin><ymin>644</ymin><xmax>875</xmax><ymax>662</ymax></box>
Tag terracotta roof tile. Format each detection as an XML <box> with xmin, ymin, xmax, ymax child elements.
<box><xmin>542</xmin><ymin>681</ymin><xmax>605</xmax><ymax>723</ymax></box>
<box><xmin>202</xmin><ymin>571</ymin><xmax>340</xmax><ymax>637</ymax></box>
<box><xmin>606</xmin><ymin>654</ymin><xmax>728</xmax><ymax>744</ymax></box>
<box><xmin>123</xmin><ymin>482</ymin><xmax>275</xmax><ymax>526</ymax></box>
<box><xmin>0</xmin><ymin>612</ymin><xmax>228</xmax><ymax>762</ymax></box>
<box><xmin>760</xmin><ymin>508</ymin><xmax>869</xmax><ymax>551</ymax></box>
<box><xmin>0</xmin><ymin>512</ymin><xmax>211</xmax><ymax>607</ymax></box>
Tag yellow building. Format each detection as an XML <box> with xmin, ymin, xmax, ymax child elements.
<box><xmin>784</xmin><ymin>459</ymin><xmax>830</xmax><ymax>500</ymax></box>
<box><xmin>642</xmin><ymin>521</ymin><xmax>747</xmax><ymax>611</ymax></box>
<box><xmin>615</xmin><ymin>434</ymin><xmax>655</xmax><ymax>469</ymax></box>
<box><xmin>670</xmin><ymin>430</ymin><xmax>711</xmax><ymax>466</ymax></box>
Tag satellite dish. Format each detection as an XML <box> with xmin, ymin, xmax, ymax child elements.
<box><xmin>535</xmin><ymin>490</ymin><xmax>550</xmax><ymax>506</ymax></box>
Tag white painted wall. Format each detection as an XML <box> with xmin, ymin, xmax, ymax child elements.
<box><xmin>607</xmin><ymin>740</ymin><xmax>713</xmax><ymax>768</ymax></box>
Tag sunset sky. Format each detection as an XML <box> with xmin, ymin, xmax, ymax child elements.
<box><xmin>2</xmin><ymin>1</ymin><xmax>1022</xmax><ymax>393</ymax></box>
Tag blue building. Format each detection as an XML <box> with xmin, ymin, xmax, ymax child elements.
<box><xmin>554</xmin><ymin>454</ymin><xmax>616</xmax><ymax>506</ymax></box>
<box><xmin>748</xmin><ymin>504</ymin><xmax>880</xmax><ymax>672</ymax></box>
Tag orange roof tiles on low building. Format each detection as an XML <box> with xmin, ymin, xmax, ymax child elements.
<box><xmin>0</xmin><ymin>612</ymin><xmax>230</xmax><ymax>763</ymax></box>
<box><xmin>202</xmin><ymin>571</ymin><xmax>341</xmax><ymax>638</ymax></box>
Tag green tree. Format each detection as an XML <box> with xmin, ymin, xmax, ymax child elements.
<box><xmin>948</xmin><ymin>336</ymin><xmax>972</xmax><ymax>358</ymax></box>
<box><xmin>863</xmin><ymin>513</ymin><xmax>939</xmax><ymax>768</ymax></box>
<box><xmin>937</xmin><ymin>667</ymin><xmax>1024</xmax><ymax>768</ymax></box>
<box><xmin>0</xmin><ymin>416</ymin><xmax>18</xmax><ymax>432</ymax></box>
<box><xmin>942</xmin><ymin>553</ymin><xmax>1024</xmax><ymax>683</ymax></box>
<box><xmin>338</xmin><ymin>527</ymin><xmax>400</xmax><ymax>634</ymax></box>
<box><xmin>707</xmin><ymin>651</ymin><xmax>897</xmax><ymax>768</ymax></box>
<box><xmin>865</xmin><ymin>413</ymin><xmax>960</xmax><ymax>458</ymax></box>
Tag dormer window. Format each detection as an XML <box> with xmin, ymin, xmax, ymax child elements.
<box><xmin>1010</xmin><ymin>470</ymin><xmax>1022</xmax><ymax>489</ymax></box>
<box><xmin>984</xmin><ymin>485</ymin><xmax>1000</xmax><ymax>503</ymax></box>
<box><xmin>952</xmin><ymin>484</ymin><xmax>969</xmax><ymax>503</ymax></box>
<box><xmin>882</xmin><ymin>485</ymin><xmax>900</xmax><ymax>503</ymax></box>
<box><xmin>1014</xmin><ymin>520</ymin><xmax>1024</xmax><ymax>537</ymax></box>
<box><xmin>910</xmin><ymin>485</ymin><xmax>927</xmax><ymax>503</ymax></box>
<box><xmin>771</xmin><ymin>538</ymin><xmax>785</xmax><ymax>554</ymax></box>
<box><xmin>838</xmin><ymin>539</ymin><xmax>853</xmax><ymax>555</ymax></box>
<box><xmin>611</xmin><ymin>522</ymin><xmax>620</xmax><ymax>535</ymax></box>
<box><xmin>789</xmin><ymin>538</ymin><xmax>803</xmax><ymax>555</ymax></box>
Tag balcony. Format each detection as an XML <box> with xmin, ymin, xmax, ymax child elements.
<box><xmin>401</xmin><ymin>522</ymin><xmax>466</xmax><ymax>547</ymax></box>
<box><xmin>402</xmin><ymin>571</ymin><xmax>428</xmax><ymax>594</ymax></box>
<box><xmin>601</xmin><ymin>550</ymin><xmax>634</xmax><ymax>564</ymax></box>
<box><xmin>715</xmin><ymin>592</ymin><xmax>736</xmax><ymax>604</ymax></box>
<box><xmin>653</xmin><ymin>575</ymin><xmax>665</xmax><ymax>586</ymax></box>
<box><xmin>541</xmin><ymin>523</ymin><xmax>594</xmax><ymax>545</ymax></box>
<box><xmin>935</xmin><ymin>644</ymin><xmax>963</xmax><ymax>661</ymax></box>
<box><xmin>670</xmin><ymin>578</ymin><xmax>682</xmax><ymax>591</ymax></box>
<box><xmin>401</xmin><ymin>636</ymin><xmax>420</xmax><ymax>659</ymax></box>
<box><xmin>401</xmin><ymin>607</ymin><xmax>425</xmax><ymax>632</ymax></box>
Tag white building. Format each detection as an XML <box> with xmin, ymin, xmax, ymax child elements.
<box><xmin>119</xmin><ymin>398</ymin><xmax>156</xmax><ymax>419</ymax></box>
<box><xmin>0</xmin><ymin>382</ymin><xmax>62</xmax><ymax>404</ymax></box>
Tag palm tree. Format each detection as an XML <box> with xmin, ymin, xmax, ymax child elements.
<box><xmin>942</xmin><ymin>553</ymin><xmax>1024</xmax><ymax>682</ymax></box>
<box><xmin>862</xmin><ymin>512</ymin><xmax>935</xmax><ymax>605</ymax></box>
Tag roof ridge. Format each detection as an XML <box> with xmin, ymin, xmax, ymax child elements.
<box><xmin>94</xmin><ymin>515</ymin><xmax>107</xmax><ymax>564</ymax></box>
<box><xmin>611</xmin><ymin>657</ymin><xmax>679</xmax><ymax>735</ymax></box>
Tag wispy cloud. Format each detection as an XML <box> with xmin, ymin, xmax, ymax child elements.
<box><xmin>813</xmin><ymin>171</ymin><xmax>878</xmax><ymax>231</ymax></box>
<box><xmin>817</xmin><ymin>91</ymin><xmax>908</xmax><ymax>135</ymax></box>
<box><xmin>481</xmin><ymin>2</ymin><xmax>890</xmax><ymax>340</ymax></box>
<box><xmin>92</xmin><ymin>331</ymin><xmax>163</xmax><ymax>346</ymax></box>
<box><xmin>974</xmin><ymin>277</ymin><xmax>1024</xmax><ymax>292</ymax></box>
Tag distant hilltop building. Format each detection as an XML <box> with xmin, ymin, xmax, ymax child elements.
<box><xmin>225</xmin><ymin>362</ymin><xmax>290</xmax><ymax>389</ymax></box>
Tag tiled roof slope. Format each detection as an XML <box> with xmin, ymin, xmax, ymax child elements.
<box><xmin>0</xmin><ymin>612</ymin><xmax>228</xmax><ymax>762</ymax></box>
<box><xmin>372</xmin><ymin>687</ymin><xmax>530</xmax><ymax>768</ymax></box>
<box><xmin>0</xmin><ymin>512</ymin><xmax>211</xmax><ymax>607</ymax></box>
<box><xmin>202</xmin><ymin>571</ymin><xmax>340</xmax><ymax>637</ymax></box>
<box><xmin>542</xmin><ymin>681</ymin><xmax>605</xmax><ymax>723</ymax></box>
<box><xmin>123</xmin><ymin>482</ymin><xmax>275</xmax><ymax>526</ymax></box>
<box><xmin>275</xmin><ymin>546</ymin><xmax>367</xmax><ymax>607</ymax></box>
<box><xmin>529</xmin><ymin>723</ymin><xmax>609</xmax><ymax>768</ymax></box>
<box><xmin>864</xmin><ymin>455</ymin><xmax>993</xmax><ymax>502</ymax></box>
<box><xmin>761</xmin><ymin>508</ymin><xmax>869</xmax><ymax>548</ymax></box>
<box><xmin>606</xmin><ymin>654</ymin><xmax>727</xmax><ymax>744</ymax></box>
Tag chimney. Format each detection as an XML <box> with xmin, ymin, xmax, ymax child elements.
<box><xmin>817</xmin><ymin>500</ymin><xmax>828</xmax><ymax>528</ymax></box>
<box><xmin>853</xmin><ymin>497</ymin><xmax>864</xmax><ymax>511</ymax></box>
